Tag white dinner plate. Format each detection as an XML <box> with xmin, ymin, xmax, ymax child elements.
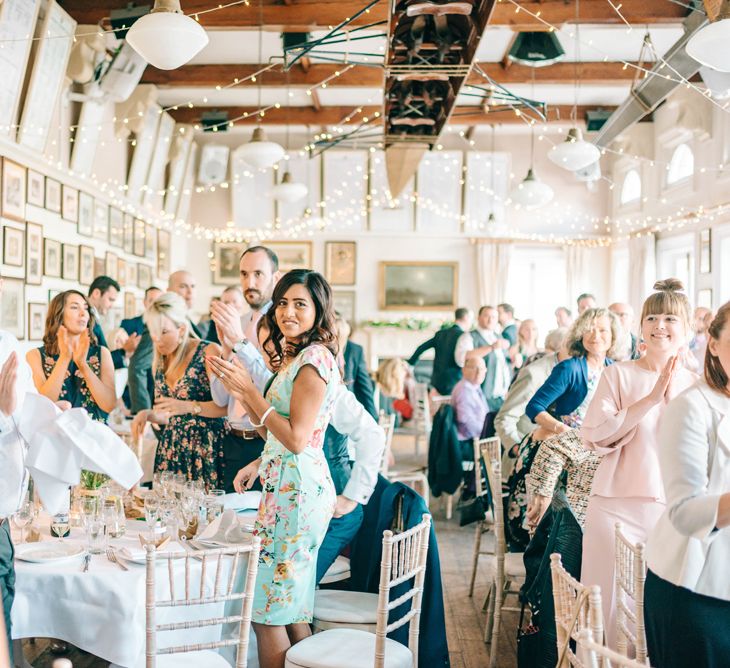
<box><xmin>15</xmin><ymin>542</ymin><xmax>86</xmax><ymax>564</ymax></box>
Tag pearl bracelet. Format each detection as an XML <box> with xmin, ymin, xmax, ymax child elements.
<box><xmin>250</xmin><ymin>405</ymin><xmax>275</xmax><ymax>428</ymax></box>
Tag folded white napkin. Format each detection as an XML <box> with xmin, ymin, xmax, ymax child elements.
<box><xmin>19</xmin><ymin>394</ymin><xmax>143</xmax><ymax>514</ymax></box>
<box><xmin>198</xmin><ymin>510</ymin><xmax>251</xmax><ymax>545</ymax></box>
<box><xmin>118</xmin><ymin>542</ymin><xmax>185</xmax><ymax>562</ymax></box>
<box><xmin>223</xmin><ymin>491</ymin><xmax>261</xmax><ymax>512</ymax></box>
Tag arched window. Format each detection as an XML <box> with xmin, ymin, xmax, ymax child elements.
<box><xmin>620</xmin><ymin>169</ymin><xmax>641</xmax><ymax>204</ymax></box>
<box><xmin>666</xmin><ymin>143</ymin><xmax>694</xmax><ymax>185</ymax></box>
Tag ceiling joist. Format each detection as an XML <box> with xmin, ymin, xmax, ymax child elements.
<box><xmin>58</xmin><ymin>0</ymin><xmax>687</xmax><ymax>32</ymax></box>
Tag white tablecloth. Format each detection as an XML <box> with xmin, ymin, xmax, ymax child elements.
<box><xmin>11</xmin><ymin>515</ymin><xmax>259</xmax><ymax>668</ymax></box>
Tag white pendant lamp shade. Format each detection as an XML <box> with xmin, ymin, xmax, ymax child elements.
<box><xmin>510</xmin><ymin>168</ymin><xmax>554</xmax><ymax>209</ymax></box>
<box><xmin>126</xmin><ymin>0</ymin><xmax>209</xmax><ymax>70</ymax></box>
<box><xmin>272</xmin><ymin>171</ymin><xmax>308</xmax><ymax>203</ymax></box>
<box><xmin>238</xmin><ymin>127</ymin><xmax>285</xmax><ymax>169</ymax></box>
<box><xmin>548</xmin><ymin>127</ymin><xmax>601</xmax><ymax>172</ymax></box>
<box><xmin>687</xmin><ymin>17</ymin><xmax>730</xmax><ymax>72</ymax></box>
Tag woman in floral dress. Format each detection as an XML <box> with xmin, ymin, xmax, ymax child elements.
<box><xmin>27</xmin><ymin>290</ymin><xmax>116</xmax><ymax>422</ymax></box>
<box><xmin>131</xmin><ymin>293</ymin><xmax>227</xmax><ymax>488</ymax></box>
<box><xmin>208</xmin><ymin>269</ymin><xmax>339</xmax><ymax>668</ymax></box>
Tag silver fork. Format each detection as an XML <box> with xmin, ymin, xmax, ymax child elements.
<box><xmin>106</xmin><ymin>547</ymin><xmax>128</xmax><ymax>571</ymax></box>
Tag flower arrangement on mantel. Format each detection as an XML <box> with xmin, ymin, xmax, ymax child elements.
<box><xmin>362</xmin><ymin>318</ymin><xmax>454</xmax><ymax>331</ymax></box>
<box><xmin>79</xmin><ymin>470</ymin><xmax>108</xmax><ymax>493</ymax></box>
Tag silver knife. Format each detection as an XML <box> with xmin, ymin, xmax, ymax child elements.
<box><xmin>82</xmin><ymin>554</ymin><xmax>91</xmax><ymax>572</ymax></box>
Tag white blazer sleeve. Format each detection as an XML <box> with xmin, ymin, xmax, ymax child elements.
<box><xmin>658</xmin><ymin>390</ymin><xmax>722</xmax><ymax>541</ymax></box>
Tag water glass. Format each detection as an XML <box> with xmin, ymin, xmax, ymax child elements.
<box><xmin>85</xmin><ymin>517</ymin><xmax>106</xmax><ymax>555</ymax></box>
<box><xmin>102</xmin><ymin>498</ymin><xmax>125</xmax><ymax>539</ymax></box>
<box><xmin>205</xmin><ymin>489</ymin><xmax>225</xmax><ymax>523</ymax></box>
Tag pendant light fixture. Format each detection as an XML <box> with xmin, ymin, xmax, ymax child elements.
<box><xmin>126</xmin><ymin>0</ymin><xmax>209</xmax><ymax>70</ymax></box>
<box><xmin>686</xmin><ymin>1</ymin><xmax>730</xmax><ymax>72</ymax></box>
<box><xmin>547</xmin><ymin>0</ymin><xmax>600</xmax><ymax>172</ymax></box>
<box><xmin>238</xmin><ymin>0</ymin><xmax>284</xmax><ymax>169</ymax></box>
<box><xmin>272</xmin><ymin>73</ymin><xmax>308</xmax><ymax>203</ymax></box>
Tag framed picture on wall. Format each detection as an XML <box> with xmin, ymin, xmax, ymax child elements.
<box><xmin>25</xmin><ymin>223</ymin><xmax>43</xmax><ymax>285</ymax></box>
<box><xmin>2</xmin><ymin>160</ymin><xmax>26</xmax><ymax>221</ymax></box>
<box><xmin>27</xmin><ymin>170</ymin><xmax>45</xmax><ymax>207</ymax></box>
<box><xmin>62</xmin><ymin>185</ymin><xmax>78</xmax><ymax>222</ymax></box>
<box><xmin>118</xmin><ymin>258</ymin><xmax>127</xmax><ymax>285</ymax></box>
<box><xmin>62</xmin><ymin>244</ymin><xmax>79</xmax><ymax>281</ymax></box>
<box><xmin>133</xmin><ymin>218</ymin><xmax>146</xmax><ymax>257</ymax></box>
<box><xmin>379</xmin><ymin>261</ymin><xmax>458</xmax><ymax>311</ymax></box>
<box><xmin>124</xmin><ymin>292</ymin><xmax>136</xmax><ymax>319</ymax></box>
<box><xmin>44</xmin><ymin>238</ymin><xmax>62</xmax><ymax>278</ymax></box>
<box><xmin>123</xmin><ymin>214</ymin><xmax>134</xmax><ymax>254</ymax></box>
<box><xmin>145</xmin><ymin>223</ymin><xmax>155</xmax><ymax>259</ymax></box>
<box><xmin>157</xmin><ymin>229</ymin><xmax>171</xmax><ymax>279</ymax></box>
<box><xmin>28</xmin><ymin>303</ymin><xmax>47</xmax><ymax>341</ymax></box>
<box><xmin>266</xmin><ymin>241</ymin><xmax>312</xmax><ymax>272</ymax></box>
<box><xmin>79</xmin><ymin>245</ymin><xmax>95</xmax><ymax>286</ymax></box>
<box><xmin>45</xmin><ymin>178</ymin><xmax>61</xmax><ymax>213</ymax></box>
<box><xmin>48</xmin><ymin>289</ymin><xmax>60</xmax><ymax>302</ymax></box>
<box><xmin>697</xmin><ymin>288</ymin><xmax>713</xmax><ymax>309</ymax></box>
<box><xmin>109</xmin><ymin>208</ymin><xmax>124</xmax><ymax>248</ymax></box>
<box><xmin>138</xmin><ymin>263</ymin><xmax>152</xmax><ymax>290</ymax></box>
<box><xmin>332</xmin><ymin>290</ymin><xmax>356</xmax><ymax>324</ymax></box>
<box><xmin>0</xmin><ymin>278</ymin><xmax>24</xmax><ymax>338</ymax></box>
<box><xmin>699</xmin><ymin>228</ymin><xmax>711</xmax><ymax>274</ymax></box>
<box><xmin>78</xmin><ymin>192</ymin><xmax>94</xmax><ymax>236</ymax></box>
<box><xmin>105</xmin><ymin>251</ymin><xmax>118</xmax><ymax>280</ymax></box>
<box><xmin>93</xmin><ymin>256</ymin><xmax>105</xmax><ymax>280</ymax></box>
<box><xmin>325</xmin><ymin>241</ymin><xmax>357</xmax><ymax>286</ymax></box>
<box><xmin>3</xmin><ymin>226</ymin><xmax>24</xmax><ymax>267</ymax></box>
<box><xmin>212</xmin><ymin>242</ymin><xmax>245</xmax><ymax>285</ymax></box>
<box><xmin>127</xmin><ymin>262</ymin><xmax>138</xmax><ymax>288</ymax></box>
<box><xmin>93</xmin><ymin>201</ymin><xmax>109</xmax><ymax>242</ymax></box>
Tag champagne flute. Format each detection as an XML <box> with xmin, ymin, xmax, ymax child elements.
<box><xmin>12</xmin><ymin>500</ymin><xmax>34</xmax><ymax>544</ymax></box>
<box><xmin>144</xmin><ymin>494</ymin><xmax>161</xmax><ymax>542</ymax></box>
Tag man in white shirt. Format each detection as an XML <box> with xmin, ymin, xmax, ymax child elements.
<box><xmin>210</xmin><ymin>246</ymin><xmax>280</xmax><ymax>492</ymax></box>
<box><xmin>455</xmin><ymin>305</ymin><xmax>512</xmax><ymax>412</ymax></box>
<box><xmin>0</xmin><ymin>276</ymin><xmax>36</xmax><ymax>659</ymax></box>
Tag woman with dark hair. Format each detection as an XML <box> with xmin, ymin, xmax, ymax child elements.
<box><xmin>644</xmin><ymin>301</ymin><xmax>730</xmax><ymax>667</ymax></box>
<box><xmin>580</xmin><ymin>279</ymin><xmax>697</xmax><ymax>649</ymax></box>
<box><xmin>26</xmin><ymin>290</ymin><xmax>115</xmax><ymax>421</ymax></box>
<box><xmin>207</xmin><ymin>269</ymin><xmax>340</xmax><ymax>668</ymax></box>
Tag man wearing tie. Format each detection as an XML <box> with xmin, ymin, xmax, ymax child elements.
<box><xmin>210</xmin><ymin>246</ymin><xmax>280</xmax><ymax>492</ymax></box>
<box><xmin>128</xmin><ymin>271</ymin><xmax>201</xmax><ymax>413</ymax></box>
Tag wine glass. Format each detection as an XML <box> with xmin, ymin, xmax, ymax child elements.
<box><xmin>12</xmin><ymin>499</ymin><xmax>35</xmax><ymax>544</ymax></box>
<box><xmin>160</xmin><ymin>472</ymin><xmax>173</xmax><ymax>499</ymax></box>
<box><xmin>144</xmin><ymin>493</ymin><xmax>161</xmax><ymax>542</ymax></box>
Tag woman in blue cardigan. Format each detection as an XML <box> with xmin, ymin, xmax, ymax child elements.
<box><xmin>523</xmin><ymin>307</ymin><xmax>620</xmax><ymax>528</ymax></box>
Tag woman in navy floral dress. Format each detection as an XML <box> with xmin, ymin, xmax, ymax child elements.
<box><xmin>27</xmin><ymin>290</ymin><xmax>116</xmax><ymax>422</ymax></box>
<box><xmin>131</xmin><ymin>293</ymin><xmax>227</xmax><ymax>488</ymax></box>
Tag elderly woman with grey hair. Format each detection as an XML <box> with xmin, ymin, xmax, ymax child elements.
<box><xmin>522</xmin><ymin>307</ymin><xmax>621</xmax><ymax>529</ymax></box>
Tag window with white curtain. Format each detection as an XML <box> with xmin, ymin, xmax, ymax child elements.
<box><xmin>610</xmin><ymin>245</ymin><xmax>630</xmax><ymax>303</ymax></box>
<box><xmin>620</xmin><ymin>169</ymin><xmax>641</xmax><ymax>205</ymax></box>
<box><xmin>505</xmin><ymin>246</ymin><xmax>567</xmax><ymax>343</ymax></box>
<box><xmin>656</xmin><ymin>233</ymin><xmax>694</xmax><ymax>298</ymax></box>
<box><xmin>666</xmin><ymin>143</ymin><xmax>694</xmax><ymax>186</ymax></box>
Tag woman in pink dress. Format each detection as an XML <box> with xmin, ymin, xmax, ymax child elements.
<box><xmin>580</xmin><ymin>279</ymin><xmax>698</xmax><ymax>649</ymax></box>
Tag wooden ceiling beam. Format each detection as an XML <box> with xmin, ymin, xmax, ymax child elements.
<box><xmin>59</xmin><ymin>0</ymin><xmax>686</xmax><ymax>30</ymax></box>
<box><xmin>167</xmin><ymin>104</ymin><xmax>613</xmax><ymax>125</ymax></box>
<box><xmin>141</xmin><ymin>61</ymin><xmax>637</xmax><ymax>87</ymax></box>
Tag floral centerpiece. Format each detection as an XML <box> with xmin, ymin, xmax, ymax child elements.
<box><xmin>79</xmin><ymin>470</ymin><xmax>108</xmax><ymax>494</ymax></box>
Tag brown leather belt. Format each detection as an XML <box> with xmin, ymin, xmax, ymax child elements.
<box><xmin>230</xmin><ymin>428</ymin><xmax>260</xmax><ymax>440</ymax></box>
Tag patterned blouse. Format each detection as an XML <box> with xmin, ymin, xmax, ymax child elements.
<box><xmin>39</xmin><ymin>344</ymin><xmax>108</xmax><ymax>423</ymax></box>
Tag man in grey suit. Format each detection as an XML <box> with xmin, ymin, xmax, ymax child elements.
<box><xmin>128</xmin><ymin>270</ymin><xmax>200</xmax><ymax>413</ymax></box>
<box><xmin>494</xmin><ymin>328</ymin><xmax>568</xmax><ymax>477</ymax></box>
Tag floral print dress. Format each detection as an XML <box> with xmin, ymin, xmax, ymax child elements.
<box><xmin>252</xmin><ymin>344</ymin><xmax>338</xmax><ymax>626</ymax></box>
<box><xmin>153</xmin><ymin>341</ymin><xmax>227</xmax><ymax>488</ymax></box>
<box><xmin>39</xmin><ymin>345</ymin><xmax>108</xmax><ymax>422</ymax></box>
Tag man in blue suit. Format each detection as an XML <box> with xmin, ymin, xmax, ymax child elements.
<box><xmin>120</xmin><ymin>286</ymin><xmax>163</xmax><ymax>338</ymax></box>
<box><xmin>87</xmin><ymin>276</ymin><xmax>139</xmax><ymax>369</ymax></box>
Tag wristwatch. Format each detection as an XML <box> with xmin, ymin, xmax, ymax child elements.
<box><xmin>191</xmin><ymin>402</ymin><xmax>202</xmax><ymax>415</ymax></box>
<box><xmin>232</xmin><ymin>338</ymin><xmax>248</xmax><ymax>354</ymax></box>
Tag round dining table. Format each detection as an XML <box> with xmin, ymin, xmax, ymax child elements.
<box><xmin>10</xmin><ymin>512</ymin><xmax>258</xmax><ymax>668</ymax></box>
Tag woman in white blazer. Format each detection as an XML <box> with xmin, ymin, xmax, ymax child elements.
<box><xmin>645</xmin><ymin>302</ymin><xmax>730</xmax><ymax>668</ymax></box>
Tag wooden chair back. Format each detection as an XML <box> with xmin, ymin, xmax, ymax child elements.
<box><xmin>575</xmin><ymin>628</ymin><xmax>650</xmax><ymax>668</ymax></box>
<box><xmin>614</xmin><ymin>522</ymin><xmax>648</xmax><ymax>664</ymax></box>
<box><xmin>477</xmin><ymin>437</ymin><xmax>503</xmax><ymax>544</ymax></box>
<box><xmin>411</xmin><ymin>382</ymin><xmax>432</xmax><ymax>434</ymax></box>
<box><xmin>550</xmin><ymin>552</ymin><xmax>604</xmax><ymax>668</ymax></box>
<box><xmin>378</xmin><ymin>411</ymin><xmax>397</xmax><ymax>476</ymax></box>
<box><xmin>145</xmin><ymin>537</ymin><xmax>261</xmax><ymax>668</ymax></box>
<box><xmin>374</xmin><ymin>514</ymin><xmax>432</xmax><ymax>668</ymax></box>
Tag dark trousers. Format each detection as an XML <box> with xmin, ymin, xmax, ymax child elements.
<box><xmin>316</xmin><ymin>504</ymin><xmax>364</xmax><ymax>585</ymax></box>
<box><xmin>645</xmin><ymin>569</ymin><xmax>730</xmax><ymax>668</ymax></box>
<box><xmin>0</xmin><ymin>522</ymin><xmax>15</xmax><ymax>664</ymax></box>
<box><xmin>222</xmin><ymin>432</ymin><xmax>264</xmax><ymax>493</ymax></box>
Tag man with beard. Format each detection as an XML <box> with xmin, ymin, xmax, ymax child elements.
<box><xmin>210</xmin><ymin>246</ymin><xmax>280</xmax><ymax>492</ymax></box>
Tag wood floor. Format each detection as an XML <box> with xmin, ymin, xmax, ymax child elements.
<box><xmin>17</xmin><ymin>434</ymin><xmax>520</xmax><ymax>668</ymax></box>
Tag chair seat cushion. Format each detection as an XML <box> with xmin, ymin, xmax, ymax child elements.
<box><xmin>154</xmin><ymin>650</ymin><xmax>232</xmax><ymax>668</ymax></box>
<box><xmin>314</xmin><ymin>590</ymin><xmax>378</xmax><ymax>623</ymax></box>
<box><xmin>485</xmin><ymin>552</ymin><xmax>526</xmax><ymax>578</ymax></box>
<box><xmin>285</xmin><ymin>628</ymin><xmax>413</xmax><ymax>668</ymax></box>
<box><xmin>319</xmin><ymin>555</ymin><xmax>351</xmax><ymax>584</ymax></box>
